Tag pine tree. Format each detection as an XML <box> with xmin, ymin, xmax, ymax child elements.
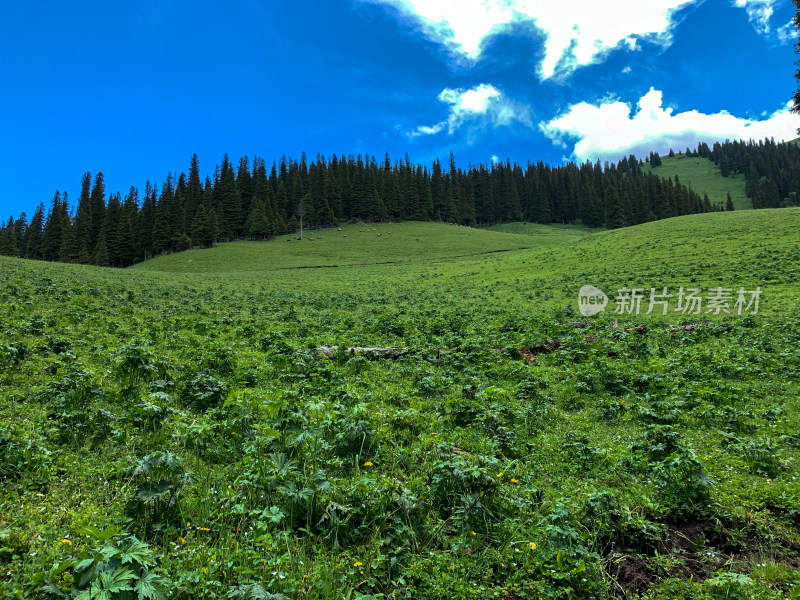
<box><xmin>93</xmin><ymin>230</ymin><xmax>110</xmax><ymax>267</ymax></box>
<box><xmin>153</xmin><ymin>175</ymin><xmax>175</xmax><ymax>254</ymax></box>
<box><xmin>726</xmin><ymin>192</ymin><xmax>734</xmax><ymax>211</ymax></box>
<box><xmin>185</xmin><ymin>154</ymin><xmax>204</xmax><ymax>232</ymax></box>
<box><xmin>581</xmin><ymin>184</ymin><xmax>603</xmax><ymax>228</ymax></box>
<box><xmin>218</xmin><ymin>154</ymin><xmax>241</xmax><ymax>239</ymax></box>
<box><xmin>42</xmin><ymin>191</ymin><xmax>69</xmax><ymax>261</ymax></box>
<box><xmin>0</xmin><ymin>217</ymin><xmax>18</xmax><ymax>256</ymax></box>
<box><xmin>25</xmin><ymin>204</ymin><xmax>46</xmax><ymax>259</ymax></box>
<box><xmin>102</xmin><ymin>192</ymin><xmax>122</xmax><ymax>266</ymax></box>
<box><xmin>89</xmin><ymin>172</ymin><xmax>106</xmax><ymax>249</ymax></box>
<box><xmin>137</xmin><ymin>182</ymin><xmax>157</xmax><ymax>260</ymax></box>
<box><xmin>191</xmin><ymin>203</ymin><xmax>215</xmax><ymax>248</ymax></box>
<box><xmin>245</xmin><ymin>198</ymin><xmax>270</xmax><ymax>240</ymax></box>
<box><xmin>604</xmin><ymin>185</ymin><xmax>625</xmax><ymax>229</ymax></box>
<box><xmin>117</xmin><ymin>188</ymin><xmax>138</xmax><ymax>267</ymax></box>
<box><xmin>71</xmin><ymin>172</ymin><xmax>92</xmax><ymax>261</ymax></box>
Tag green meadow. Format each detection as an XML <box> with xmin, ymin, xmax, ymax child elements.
<box><xmin>2</xmin><ymin>209</ymin><xmax>800</xmax><ymax>599</ymax></box>
<box><xmin>642</xmin><ymin>153</ymin><xmax>750</xmax><ymax>210</ymax></box>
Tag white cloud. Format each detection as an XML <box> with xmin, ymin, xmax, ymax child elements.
<box><xmin>541</xmin><ymin>88</ymin><xmax>800</xmax><ymax>163</ymax></box>
<box><xmin>406</xmin><ymin>83</ymin><xmax>530</xmax><ymax>139</ymax></box>
<box><xmin>776</xmin><ymin>19</ymin><xmax>795</xmax><ymax>44</ymax></box>
<box><xmin>368</xmin><ymin>0</ymin><xmax>696</xmax><ymax>79</ymax></box>
<box><xmin>735</xmin><ymin>0</ymin><xmax>778</xmax><ymax>34</ymax></box>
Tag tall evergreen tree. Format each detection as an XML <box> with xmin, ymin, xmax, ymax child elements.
<box><xmin>89</xmin><ymin>172</ymin><xmax>106</xmax><ymax>249</ymax></box>
<box><xmin>42</xmin><ymin>191</ymin><xmax>69</xmax><ymax>261</ymax></box>
<box><xmin>604</xmin><ymin>185</ymin><xmax>625</xmax><ymax>229</ymax></box>
<box><xmin>25</xmin><ymin>204</ymin><xmax>46</xmax><ymax>259</ymax></box>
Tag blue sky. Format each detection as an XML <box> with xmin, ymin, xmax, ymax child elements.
<box><xmin>1</xmin><ymin>0</ymin><xmax>798</xmax><ymax>217</ymax></box>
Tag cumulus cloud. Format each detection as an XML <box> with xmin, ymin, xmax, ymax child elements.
<box><xmin>406</xmin><ymin>84</ymin><xmax>530</xmax><ymax>139</ymax></box>
<box><xmin>776</xmin><ymin>19</ymin><xmax>795</xmax><ymax>44</ymax></box>
<box><xmin>540</xmin><ymin>88</ymin><xmax>800</xmax><ymax>164</ymax></box>
<box><xmin>368</xmin><ymin>0</ymin><xmax>695</xmax><ymax>79</ymax></box>
<box><xmin>735</xmin><ymin>0</ymin><xmax>778</xmax><ymax>34</ymax></box>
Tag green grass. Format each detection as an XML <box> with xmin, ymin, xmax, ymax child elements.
<box><xmin>643</xmin><ymin>152</ymin><xmax>750</xmax><ymax>210</ymax></box>
<box><xmin>2</xmin><ymin>210</ymin><xmax>800</xmax><ymax>599</ymax></box>
<box><xmin>134</xmin><ymin>210</ymin><xmax>800</xmax><ymax>316</ymax></box>
<box><xmin>131</xmin><ymin>221</ymin><xmax>586</xmax><ymax>275</ymax></box>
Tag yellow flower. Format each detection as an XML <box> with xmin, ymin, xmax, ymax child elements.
<box><xmin>529</xmin><ymin>542</ymin><xmax>537</xmax><ymax>550</ymax></box>
<box><xmin>178</xmin><ymin>537</ymin><xmax>186</xmax><ymax>544</ymax></box>
<box><xmin>354</xmin><ymin>561</ymin><xmax>363</xmax><ymax>567</ymax></box>
<box><xmin>363</xmin><ymin>461</ymin><xmax>374</xmax><ymax>467</ymax></box>
<box><xmin>431</xmin><ymin>432</ymin><xmax>437</xmax><ymax>436</ymax></box>
<box><xmin>471</xmin><ymin>531</ymin><xmax>477</xmax><ymax>536</ymax></box>
<box><xmin>511</xmin><ymin>478</ymin><xmax>518</xmax><ymax>483</ymax></box>
<box><xmin>199</xmin><ymin>527</ymin><xmax>210</xmax><ymax>532</ymax></box>
<box><xmin>497</xmin><ymin>472</ymin><xmax>504</xmax><ymax>477</ymax></box>
<box><xmin>60</xmin><ymin>538</ymin><xmax>72</xmax><ymax>546</ymax></box>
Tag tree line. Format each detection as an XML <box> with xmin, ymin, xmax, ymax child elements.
<box><xmin>0</xmin><ymin>148</ymin><xmax>736</xmax><ymax>268</ymax></box>
<box><xmin>695</xmin><ymin>137</ymin><xmax>800</xmax><ymax>209</ymax></box>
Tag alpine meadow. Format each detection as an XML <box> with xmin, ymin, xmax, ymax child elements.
<box><xmin>3</xmin><ymin>1</ymin><xmax>800</xmax><ymax>599</ymax></box>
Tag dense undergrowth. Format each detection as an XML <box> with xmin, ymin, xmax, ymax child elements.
<box><xmin>1</xmin><ymin>215</ymin><xmax>799</xmax><ymax>599</ymax></box>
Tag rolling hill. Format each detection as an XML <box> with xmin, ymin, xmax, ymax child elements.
<box><xmin>642</xmin><ymin>152</ymin><xmax>750</xmax><ymax>210</ymax></box>
<box><xmin>2</xmin><ymin>209</ymin><xmax>800</xmax><ymax>599</ymax></box>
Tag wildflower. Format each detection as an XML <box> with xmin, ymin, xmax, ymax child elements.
<box><xmin>308</xmin><ymin>465</ymin><xmax>314</xmax><ymax>469</ymax></box>
<box><xmin>497</xmin><ymin>472</ymin><xmax>504</xmax><ymax>477</ymax></box>
<box><xmin>529</xmin><ymin>542</ymin><xmax>537</xmax><ymax>550</ymax></box>
<box><xmin>363</xmin><ymin>461</ymin><xmax>374</xmax><ymax>467</ymax></box>
<box><xmin>354</xmin><ymin>561</ymin><xmax>363</xmax><ymax>567</ymax></box>
<box><xmin>431</xmin><ymin>432</ymin><xmax>437</xmax><ymax>436</ymax></box>
<box><xmin>178</xmin><ymin>537</ymin><xmax>186</xmax><ymax>544</ymax></box>
<box><xmin>471</xmin><ymin>531</ymin><xmax>477</xmax><ymax>536</ymax></box>
<box><xmin>60</xmin><ymin>538</ymin><xmax>72</xmax><ymax>546</ymax></box>
<box><xmin>199</xmin><ymin>527</ymin><xmax>211</xmax><ymax>532</ymax></box>
<box><xmin>511</xmin><ymin>478</ymin><xmax>519</xmax><ymax>483</ymax></box>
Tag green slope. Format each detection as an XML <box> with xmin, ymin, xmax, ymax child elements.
<box><xmin>3</xmin><ymin>209</ymin><xmax>800</xmax><ymax>598</ymax></box>
<box><xmin>131</xmin><ymin>221</ymin><xmax>591</xmax><ymax>275</ymax></box>
<box><xmin>128</xmin><ymin>210</ymin><xmax>800</xmax><ymax>317</ymax></box>
<box><xmin>642</xmin><ymin>152</ymin><xmax>750</xmax><ymax>210</ymax></box>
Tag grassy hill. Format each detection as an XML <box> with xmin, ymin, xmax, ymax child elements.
<box><xmin>642</xmin><ymin>152</ymin><xmax>750</xmax><ymax>210</ymax></box>
<box><xmin>133</xmin><ymin>211</ymin><xmax>800</xmax><ymax>316</ymax></box>
<box><xmin>2</xmin><ymin>210</ymin><xmax>800</xmax><ymax>599</ymax></box>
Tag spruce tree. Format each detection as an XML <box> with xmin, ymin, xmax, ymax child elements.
<box><xmin>93</xmin><ymin>231</ymin><xmax>110</xmax><ymax>267</ymax></box>
<box><xmin>42</xmin><ymin>191</ymin><xmax>69</xmax><ymax>261</ymax></box>
<box><xmin>726</xmin><ymin>192</ymin><xmax>734</xmax><ymax>211</ymax></box>
<box><xmin>25</xmin><ymin>204</ymin><xmax>45</xmax><ymax>260</ymax></box>
<box><xmin>89</xmin><ymin>172</ymin><xmax>106</xmax><ymax>249</ymax></box>
<box><xmin>191</xmin><ymin>204</ymin><xmax>215</xmax><ymax>248</ymax></box>
<box><xmin>0</xmin><ymin>217</ymin><xmax>18</xmax><ymax>256</ymax></box>
<box><xmin>604</xmin><ymin>185</ymin><xmax>625</xmax><ymax>229</ymax></box>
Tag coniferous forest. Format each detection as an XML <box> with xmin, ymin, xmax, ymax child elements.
<box><xmin>1</xmin><ymin>137</ymin><xmax>798</xmax><ymax>268</ymax></box>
